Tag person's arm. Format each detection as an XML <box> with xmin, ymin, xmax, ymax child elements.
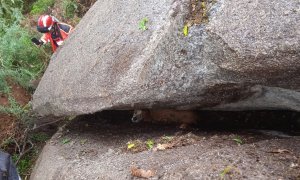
<box><xmin>58</xmin><ymin>23</ymin><xmax>73</xmax><ymax>34</ymax></box>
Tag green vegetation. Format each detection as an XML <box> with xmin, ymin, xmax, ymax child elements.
<box><xmin>0</xmin><ymin>0</ymin><xmax>23</xmax><ymax>25</ymax></box>
<box><xmin>30</xmin><ymin>132</ymin><xmax>50</xmax><ymax>143</ymax></box>
<box><xmin>0</xmin><ymin>0</ymin><xmax>51</xmax><ymax>177</ymax></box>
<box><xmin>30</xmin><ymin>0</ymin><xmax>55</xmax><ymax>14</ymax></box>
<box><xmin>139</xmin><ymin>17</ymin><xmax>148</xmax><ymax>31</ymax></box>
<box><xmin>0</xmin><ymin>72</ymin><xmax>10</xmax><ymax>94</ymax></box>
<box><xmin>62</xmin><ymin>138</ymin><xmax>71</xmax><ymax>144</ymax></box>
<box><xmin>13</xmin><ymin>153</ymin><xmax>35</xmax><ymax>176</ymax></box>
<box><xmin>220</xmin><ymin>165</ymin><xmax>233</xmax><ymax>179</ymax></box>
<box><xmin>0</xmin><ymin>0</ymin><xmax>49</xmax><ymax>94</ymax></box>
<box><xmin>0</xmin><ymin>0</ymin><xmax>23</xmax><ymax>34</ymax></box>
<box><xmin>62</xmin><ymin>0</ymin><xmax>78</xmax><ymax>18</ymax></box>
<box><xmin>146</xmin><ymin>139</ymin><xmax>154</xmax><ymax>149</ymax></box>
<box><xmin>0</xmin><ymin>9</ymin><xmax>49</xmax><ymax>124</ymax></box>
<box><xmin>0</xmin><ymin>96</ymin><xmax>25</xmax><ymax>117</ymax></box>
<box><xmin>0</xmin><ymin>24</ymin><xmax>49</xmax><ymax>89</ymax></box>
<box><xmin>233</xmin><ymin>136</ymin><xmax>243</xmax><ymax>145</ymax></box>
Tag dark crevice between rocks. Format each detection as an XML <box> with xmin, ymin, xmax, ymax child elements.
<box><xmin>197</xmin><ymin>110</ymin><xmax>299</xmax><ymax>133</ymax></box>
<box><xmin>71</xmin><ymin>110</ymin><xmax>300</xmax><ymax>136</ymax></box>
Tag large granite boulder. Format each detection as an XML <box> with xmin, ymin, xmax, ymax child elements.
<box><xmin>33</xmin><ymin>0</ymin><xmax>300</xmax><ymax>116</ymax></box>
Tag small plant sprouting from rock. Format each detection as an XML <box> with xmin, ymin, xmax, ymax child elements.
<box><xmin>62</xmin><ymin>138</ymin><xmax>71</xmax><ymax>144</ymax></box>
<box><xmin>146</xmin><ymin>139</ymin><xmax>154</xmax><ymax>150</ymax></box>
<box><xmin>30</xmin><ymin>133</ymin><xmax>50</xmax><ymax>143</ymax></box>
<box><xmin>233</xmin><ymin>136</ymin><xmax>243</xmax><ymax>145</ymax></box>
<box><xmin>139</xmin><ymin>18</ymin><xmax>149</xmax><ymax>31</ymax></box>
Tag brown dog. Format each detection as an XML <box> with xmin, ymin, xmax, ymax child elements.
<box><xmin>131</xmin><ymin>109</ymin><xmax>198</xmax><ymax>125</ymax></box>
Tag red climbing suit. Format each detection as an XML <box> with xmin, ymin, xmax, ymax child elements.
<box><xmin>37</xmin><ymin>15</ymin><xmax>74</xmax><ymax>52</ymax></box>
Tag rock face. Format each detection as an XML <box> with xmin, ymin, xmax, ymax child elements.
<box><xmin>30</xmin><ymin>116</ymin><xmax>300</xmax><ymax>180</ymax></box>
<box><xmin>32</xmin><ymin>0</ymin><xmax>300</xmax><ymax>116</ymax></box>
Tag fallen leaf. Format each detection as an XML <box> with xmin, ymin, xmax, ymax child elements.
<box><xmin>127</xmin><ymin>143</ymin><xmax>135</xmax><ymax>149</ymax></box>
<box><xmin>183</xmin><ymin>25</ymin><xmax>189</xmax><ymax>36</ymax></box>
<box><xmin>131</xmin><ymin>167</ymin><xmax>155</xmax><ymax>179</ymax></box>
<box><xmin>126</xmin><ymin>140</ymin><xmax>147</xmax><ymax>153</ymax></box>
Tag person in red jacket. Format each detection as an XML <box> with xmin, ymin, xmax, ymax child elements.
<box><xmin>31</xmin><ymin>15</ymin><xmax>73</xmax><ymax>52</ymax></box>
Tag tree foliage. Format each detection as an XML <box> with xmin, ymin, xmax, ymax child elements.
<box><xmin>0</xmin><ymin>0</ymin><xmax>50</xmax><ymax>93</ymax></box>
<box><xmin>30</xmin><ymin>0</ymin><xmax>55</xmax><ymax>14</ymax></box>
<box><xmin>0</xmin><ymin>0</ymin><xmax>23</xmax><ymax>34</ymax></box>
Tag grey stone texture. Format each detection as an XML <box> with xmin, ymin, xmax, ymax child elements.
<box><xmin>32</xmin><ymin>0</ymin><xmax>300</xmax><ymax>116</ymax></box>
<box><xmin>30</xmin><ymin>117</ymin><xmax>300</xmax><ymax>180</ymax></box>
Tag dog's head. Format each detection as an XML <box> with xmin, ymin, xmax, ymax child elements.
<box><xmin>131</xmin><ymin>110</ymin><xmax>143</xmax><ymax>123</ymax></box>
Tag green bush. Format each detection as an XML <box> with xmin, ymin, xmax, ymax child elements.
<box><xmin>22</xmin><ymin>0</ymin><xmax>39</xmax><ymax>14</ymax></box>
<box><xmin>0</xmin><ymin>1</ymin><xmax>53</xmax><ymax>178</ymax></box>
<box><xmin>0</xmin><ymin>24</ymin><xmax>49</xmax><ymax>90</ymax></box>
<box><xmin>12</xmin><ymin>152</ymin><xmax>35</xmax><ymax>177</ymax></box>
<box><xmin>0</xmin><ymin>1</ymin><xmax>23</xmax><ymax>35</ymax></box>
<box><xmin>0</xmin><ymin>0</ymin><xmax>23</xmax><ymax>19</ymax></box>
<box><xmin>0</xmin><ymin>8</ymin><xmax>50</xmax><ymax>128</ymax></box>
<box><xmin>0</xmin><ymin>96</ymin><xmax>24</xmax><ymax>117</ymax></box>
<box><xmin>63</xmin><ymin>0</ymin><xmax>78</xmax><ymax>18</ymax></box>
<box><xmin>30</xmin><ymin>0</ymin><xmax>55</xmax><ymax>14</ymax></box>
<box><xmin>0</xmin><ymin>70</ymin><xmax>11</xmax><ymax>94</ymax></box>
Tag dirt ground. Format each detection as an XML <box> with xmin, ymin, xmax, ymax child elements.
<box><xmin>9</xmin><ymin>81</ymin><xmax>31</xmax><ymax>106</ymax></box>
<box><xmin>0</xmin><ymin>114</ymin><xmax>19</xmax><ymax>144</ymax></box>
<box><xmin>0</xmin><ymin>81</ymin><xmax>31</xmax><ymax>145</ymax></box>
<box><xmin>31</xmin><ymin>111</ymin><xmax>300</xmax><ymax>180</ymax></box>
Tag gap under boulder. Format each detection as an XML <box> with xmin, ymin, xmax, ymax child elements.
<box><xmin>31</xmin><ymin>110</ymin><xmax>300</xmax><ymax>179</ymax></box>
